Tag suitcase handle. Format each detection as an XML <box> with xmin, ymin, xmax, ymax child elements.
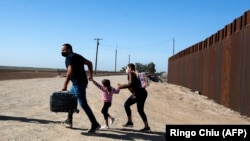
<box><xmin>59</xmin><ymin>90</ymin><xmax>70</xmax><ymax>93</ymax></box>
<box><xmin>57</xmin><ymin>91</ymin><xmax>77</xmax><ymax>98</ymax></box>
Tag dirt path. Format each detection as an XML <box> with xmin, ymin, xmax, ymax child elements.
<box><xmin>0</xmin><ymin>75</ymin><xmax>249</xmax><ymax>141</ymax></box>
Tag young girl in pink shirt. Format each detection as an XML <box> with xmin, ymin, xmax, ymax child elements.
<box><xmin>92</xmin><ymin>79</ymin><xmax>120</xmax><ymax>129</ymax></box>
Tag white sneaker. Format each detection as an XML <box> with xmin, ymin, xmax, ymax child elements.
<box><xmin>100</xmin><ymin>125</ymin><xmax>109</xmax><ymax>130</ymax></box>
<box><xmin>109</xmin><ymin>118</ymin><xmax>115</xmax><ymax>125</ymax></box>
<box><xmin>61</xmin><ymin>119</ymin><xmax>72</xmax><ymax>128</ymax></box>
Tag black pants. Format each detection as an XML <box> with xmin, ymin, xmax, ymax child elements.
<box><xmin>124</xmin><ymin>88</ymin><xmax>148</xmax><ymax>122</ymax></box>
<box><xmin>102</xmin><ymin>102</ymin><xmax>111</xmax><ymax>119</ymax></box>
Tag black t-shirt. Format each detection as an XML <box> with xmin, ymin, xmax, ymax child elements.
<box><xmin>128</xmin><ymin>72</ymin><xmax>143</xmax><ymax>93</ymax></box>
<box><xmin>119</xmin><ymin>72</ymin><xmax>143</xmax><ymax>95</ymax></box>
<box><xmin>65</xmin><ymin>52</ymin><xmax>88</xmax><ymax>85</ymax></box>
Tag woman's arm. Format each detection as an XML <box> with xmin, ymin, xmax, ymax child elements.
<box><xmin>117</xmin><ymin>73</ymin><xmax>133</xmax><ymax>89</ymax></box>
<box><xmin>111</xmin><ymin>88</ymin><xmax>120</xmax><ymax>94</ymax></box>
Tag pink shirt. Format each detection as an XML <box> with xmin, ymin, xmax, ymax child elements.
<box><xmin>93</xmin><ymin>80</ymin><xmax>120</xmax><ymax>102</ymax></box>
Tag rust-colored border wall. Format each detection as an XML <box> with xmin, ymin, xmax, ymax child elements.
<box><xmin>168</xmin><ymin>10</ymin><xmax>250</xmax><ymax>116</ymax></box>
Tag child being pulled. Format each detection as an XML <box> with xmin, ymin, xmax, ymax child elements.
<box><xmin>92</xmin><ymin>78</ymin><xmax>120</xmax><ymax>129</ymax></box>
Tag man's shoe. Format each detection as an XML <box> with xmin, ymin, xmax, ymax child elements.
<box><xmin>88</xmin><ymin>123</ymin><xmax>101</xmax><ymax>133</ymax></box>
<box><xmin>62</xmin><ymin>119</ymin><xmax>72</xmax><ymax>128</ymax></box>
<box><xmin>122</xmin><ymin>121</ymin><xmax>133</xmax><ymax>127</ymax></box>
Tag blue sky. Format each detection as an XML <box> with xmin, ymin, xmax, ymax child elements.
<box><xmin>0</xmin><ymin>0</ymin><xmax>249</xmax><ymax>72</ymax></box>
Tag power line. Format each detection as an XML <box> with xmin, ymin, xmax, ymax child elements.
<box><xmin>173</xmin><ymin>38</ymin><xmax>175</xmax><ymax>55</ymax></box>
<box><xmin>115</xmin><ymin>44</ymin><xmax>117</xmax><ymax>72</ymax></box>
<box><xmin>94</xmin><ymin>38</ymin><xmax>102</xmax><ymax>74</ymax></box>
<box><xmin>100</xmin><ymin>39</ymin><xmax>172</xmax><ymax>49</ymax></box>
<box><xmin>128</xmin><ymin>54</ymin><xmax>130</xmax><ymax>64</ymax></box>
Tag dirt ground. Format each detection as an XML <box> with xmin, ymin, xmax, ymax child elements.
<box><xmin>0</xmin><ymin>74</ymin><xmax>249</xmax><ymax>141</ymax></box>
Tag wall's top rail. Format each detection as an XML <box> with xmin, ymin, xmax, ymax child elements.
<box><xmin>169</xmin><ymin>10</ymin><xmax>250</xmax><ymax>61</ymax></box>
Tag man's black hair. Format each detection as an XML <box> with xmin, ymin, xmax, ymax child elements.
<box><xmin>63</xmin><ymin>43</ymin><xmax>73</xmax><ymax>52</ymax></box>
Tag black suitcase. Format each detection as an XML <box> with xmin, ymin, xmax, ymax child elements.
<box><xmin>50</xmin><ymin>91</ymin><xmax>79</xmax><ymax>113</ymax></box>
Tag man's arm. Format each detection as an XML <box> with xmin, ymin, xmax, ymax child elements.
<box><xmin>62</xmin><ymin>65</ymin><xmax>73</xmax><ymax>91</ymax></box>
<box><xmin>84</xmin><ymin>59</ymin><xmax>93</xmax><ymax>81</ymax></box>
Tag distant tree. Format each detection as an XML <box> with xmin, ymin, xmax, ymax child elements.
<box><xmin>120</xmin><ymin>62</ymin><xmax>156</xmax><ymax>73</ymax></box>
<box><xmin>135</xmin><ymin>63</ymin><xmax>146</xmax><ymax>72</ymax></box>
<box><xmin>120</xmin><ymin>66</ymin><xmax>126</xmax><ymax>72</ymax></box>
<box><xmin>147</xmin><ymin>62</ymin><xmax>156</xmax><ymax>73</ymax></box>
<box><xmin>135</xmin><ymin>62</ymin><xmax>156</xmax><ymax>73</ymax></box>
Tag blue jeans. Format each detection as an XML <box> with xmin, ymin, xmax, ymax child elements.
<box><xmin>68</xmin><ymin>84</ymin><xmax>98</xmax><ymax>124</ymax></box>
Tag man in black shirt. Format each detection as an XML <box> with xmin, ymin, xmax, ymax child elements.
<box><xmin>61</xmin><ymin>43</ymin><xmax>100</xmax><ymax>133</ymax></box>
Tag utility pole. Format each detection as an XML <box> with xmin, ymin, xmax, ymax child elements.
<box><xmin>94</xmin><ymin>38</ymin><xmax>102</xmax><ymax>74</ymax></box>
<box><xmin>128</xmin><ymin>54</ymin><xmax>130</xmax><ymax>64</ymax></box>
<box><xmin>173</xmin><ymin>38</ymin><xmax>175</xmax><ymax>55</ymax></box>
<box><xmin>115</xmin><ymin>45</ymin><xmax>117</xmax><ymax>72</ymax></box>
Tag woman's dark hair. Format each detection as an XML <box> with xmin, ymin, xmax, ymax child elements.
<box><xmin>127</xmin><ymin>63</ymin><xmax>136</xmax><ymax>71</ymax></box>
<box><xmin>63</xmin><ymin>43</ymin><xmax>73</xmax><ymax>52</ymax></box>
<box><xmin>102</xmin><ymin>79</ymin><xmax>111</xmax><ymax>92</ymax></box>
